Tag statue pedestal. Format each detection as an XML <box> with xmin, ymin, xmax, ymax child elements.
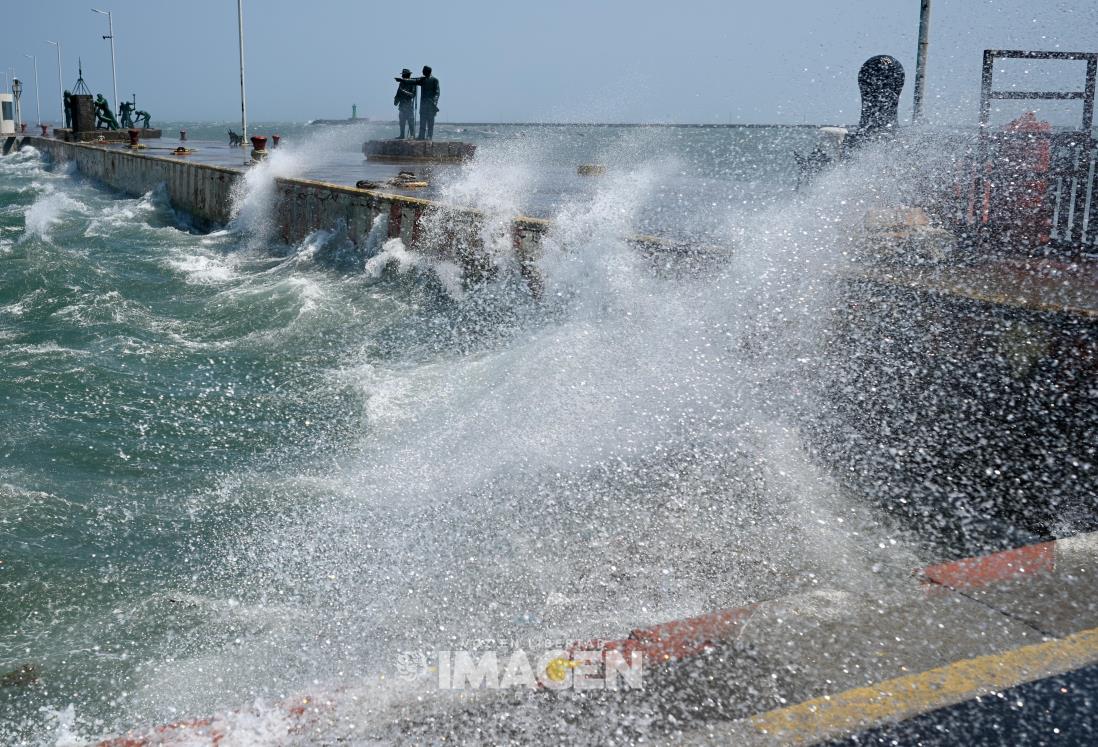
<box><xmin>364</xmin><ymin>139</ymin><xmax>475</xmax><ymax>163</ymax></box>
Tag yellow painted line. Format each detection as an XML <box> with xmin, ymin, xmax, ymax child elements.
<box><xmin>748</xmin><ymin>626</ymin><xmax>1098</xmax><ymax>746</ymax></box>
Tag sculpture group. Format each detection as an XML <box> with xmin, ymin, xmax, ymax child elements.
<box><xmin>392</xmin><ymin>65</ymin><xmax>440</xmax><ymax>140</ymax></box>
<box><xmin>62</xmin><ymin>89</ymin><xmax>153</xmax><ymax>132</ymax></box>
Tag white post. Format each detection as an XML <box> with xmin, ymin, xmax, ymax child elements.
<box><xmin>913</xmin><ymin>0</ymin><xmax>931</xmax><ymax>123</ymax></box>
<box><xmin>25</xmin><ymin>55</ymin><xmax>41</xmax><ymax>126</ymax></box>
<box><xmin>48</xmin><ymin>41</ymin><xmax>63</xmax><ymax>124</ymax></box>
<box><xmin>92</xmin><ymin>8</ymin><xmax>119</xmax><ymax>111</ymax></box>
<box><xmin>237</xmin><ymin>0</ymin><xmax>248</xmax><ymax>144</ymax></box>
<box><xmin>12</xmin><ymin>79</ymin><xmax>22</xmax><ymax>130</ymax></box>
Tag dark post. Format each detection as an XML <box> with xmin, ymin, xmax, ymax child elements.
<box><xmin>858</xmin><ymin>55</ymin><xmax>905</xmax><ymax>134</ymax></box>
<box><xmin>846</xmin><ymin>55</ymin><xmax>906</xmax><ymax>152</ymax></box>
<box><xmin>71</xmin><ymin>94</ymin><xmax>95</xmax><ymax>134</ymax></box>
<box><xmin>913</xmin><ymin>0</ymin><xmax>931</xmax><ymax>123</ymax></box>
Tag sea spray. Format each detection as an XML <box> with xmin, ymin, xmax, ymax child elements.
<box><xmin>228</xmin><ymin>124</ymin><xmax>371</xmax><ymax>251</ymax></box>
<box><xmin>2</xmin><ymin>125</ymin><xmax>961</xmax><ymax>745</ymax></box>
<box><xmin>119</xmin><ymin>133</ymin><xmax>943</xmax><ymax>744</ymax></box>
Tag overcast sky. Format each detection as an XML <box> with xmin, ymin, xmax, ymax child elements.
<box><xmin>5</xmin><ymin>0</ymin><xmax>1096</xmax><ymax>125</ymax></box>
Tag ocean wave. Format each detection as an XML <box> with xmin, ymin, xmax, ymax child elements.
<box><xmin>166</xmin><ymin>253</ymin><xmax>238</xmax><ymax>285</ymax></box>
<box><xmin>20</xmin><ymin>188</ymin><xmax>88</xmax><ymax>243</ymax></box>
<box><xmin>364</xmin><ymin>237</ymin><xmax>466</xmax><ymax>300</ymax></box>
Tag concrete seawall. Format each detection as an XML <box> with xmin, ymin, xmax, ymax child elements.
<box><xmin>25</xmin><ymin>136</ymin><xmax>549</xmax><ymax>282</ymax></box>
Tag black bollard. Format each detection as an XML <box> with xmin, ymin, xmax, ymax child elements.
<box><xmin>848</xmin><ymin>55</ymin><xmax>905</xmax><ymax>150</ymax></box>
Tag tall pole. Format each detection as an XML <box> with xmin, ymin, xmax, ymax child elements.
<box><xmin>92</xmin><ymin>8</ymin><xmax>118</xmax><ymax>110</ymax></box>
<box><xmin>913</xmin><ymin>0</ymin><xmax>931</xmax><ymax>123</ymax></box>
<box><xmin>25</xmin><ymin>55</ymin><xmax>41</xmax><ymax>126</ymax></box>
<box><xmin>237</xmin><ymin>0</ymin><xmax>248</xmax><ymax>144</ymax></box>
<box><xmin>47</xmin><ymin>41</ymin><xmax>63</xmax><ymax>124</ymax></box>
<box><xmin>12</xmin><ymin>78</ymin><xmax>22</xmax><ymax>131</ymax></box>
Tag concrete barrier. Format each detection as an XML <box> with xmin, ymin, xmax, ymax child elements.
<box><xmin>23</xmin><ymin>136</ymin><xmax>546</xmax><ymax>281</ymax></box>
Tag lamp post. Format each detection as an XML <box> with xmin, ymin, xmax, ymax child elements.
<box><xmin>237</xmin><ymin>0</ymin><xmax>248</xmax><ymax>145</ymax></box>
<box><xmin>12</xmin><ymin>77</ymin><xmax>22</xmax><ymax>131</ymax></box>
<box><xmin>47</xmin><ymin>41</ymin><xmax>63</xmax><ymax>125</ymax></box>
<box><xmin>913</xmin><ymin>0</ymin><xmax>932</xmax><ymax>123</ymax></box>
<box><xmin>24</xmin><ymin>54</ymin><xmax>41</xmax><ymax>126</ymax></box>
<box><xmin>91</xmin><ymin>7</ymin><xmax>119</xmax><ymax>110</ymax></box>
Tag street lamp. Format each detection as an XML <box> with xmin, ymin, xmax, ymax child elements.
<box><xmin>12</xmin><ymin>77</ymin><xmax>22</xmax><ymax>130</ymax></box>
<box><xmin>91</xmin><ymin>7</ymin><xmax>118</xmax><ymax>110</ymax></box>
<box><xmin>24</xmin><ymin>54</ymin><xmax>41</xmax><ymax>126</ymax></box>
<box><xmin>237</xmin><ymin>0</ymin><xmax>248</xmax><ymax>145</ymax></box>
<box><xmin>47</xmin><ymin>41</ymin><xmax>63</xmax><ymax>125</ymax></box>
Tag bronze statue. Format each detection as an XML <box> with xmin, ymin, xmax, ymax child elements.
<box><xmin>62</xmin><ymin>90</ymin><xmax>73</xmax><ymax>130</ymax></box>
<box><xmin>394</xmin><ymin>68</ymin><xmax>416</xmax><ymax>139</ymax></box>
<box><xmin>118</xmin><ymin>101</ymin><xmax>135</xmax><ymax>128</ymax></box>
<box><xmin>133</xmin><ymin>109</ymin><xmax>151</xmax><ymax>129</ymax></box>
<box><xmin>94</xmin><ymin>94</ymin><xmax>119</xmax><ymax>130</ymax></box>
<box><xmin>394</xmin><ymin>65</ymin><xmax>440</xmax><ymax>140</ymax></box>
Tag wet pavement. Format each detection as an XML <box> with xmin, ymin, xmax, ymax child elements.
<box><xmin>830</xmin><ymin>662</ymin><xmax>1098</xmax><ymax>746</ymax></box>
<box><xmin>103</xmin><ymin>137</ymin><xmax>464</xmax><ymax>201</ymax></box>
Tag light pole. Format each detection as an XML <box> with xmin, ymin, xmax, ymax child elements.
<box><xmin>91</xmin><ymin>7</ymin><xmax>118</xmax><ymax>110</ymax></box>
<box><xmin>12</xmin><ymin>77</ymin><xmax>22</xmax><ymax>131</ymax></box>
<box><xmin>913</xmin><ymin>0</ymin><xmax>932</xmax><ymax>123</ymax></box>
<box><xmin>24</xmin><ymin>54</ymin><xmax>41</xmax><ymax>126</ymax></box>
<box><xmin>237</xmin><ymin>0</ymin><xmax>248</xmax><ymax>145</ymax></box>
<box><xmin>47</xmin><ymin>41</ymin><xmax>63</xmax><ymax>125</ymax></box>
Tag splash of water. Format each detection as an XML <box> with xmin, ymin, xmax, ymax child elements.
<box><xmin>110</xmin><ymin>133</ymin><xmax>937</xmax><ymax>744</ymax></box>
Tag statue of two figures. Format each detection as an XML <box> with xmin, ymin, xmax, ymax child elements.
<box><xmin>118</xmin><ymin>100</ymin><xmax>151</xmax><ymax>129</ymax></box>
<box><xmin>92</xmin><ymin>95</ymin><xmax>152</xmax><ymax>130</ymax></box>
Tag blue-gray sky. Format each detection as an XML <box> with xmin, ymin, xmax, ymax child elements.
<box><xmin>5</xmin><ymin>0</ymin><xmax>1096</xmax><ymax>125</ymax></box>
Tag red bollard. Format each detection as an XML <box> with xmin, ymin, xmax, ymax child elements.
<box><xmin>180</xmin><ymin>129</ymin><xmax>187</xmax><ymax>141</ymax></box>
<box><xmin>250</xmin><ymin>135</ymin><xmax>268</xmax><ymax>161</ymax></box>
<box><xmin>271</xmin><ymin>134</ymin><xmax>281</xmax><ymax>148</ymax></box>
<box><xmin>128</xmin><ymin>128</ymin><xmax>140</xmax><ymax>147</ymax></box>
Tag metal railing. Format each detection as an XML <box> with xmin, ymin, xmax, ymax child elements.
<box><xmin>966</xmin><ymin>50</ymin><xmax>1097</xmax><ymax>254</ymax></box>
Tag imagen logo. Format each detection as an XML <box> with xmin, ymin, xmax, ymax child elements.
<box><xmin>395</xmin><ymin>649</ymin><xmax>644</xmax><ymax>691</ymax></box>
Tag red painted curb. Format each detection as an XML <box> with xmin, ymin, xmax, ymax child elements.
<box><xmin>918</xmin><ymin>540</ymin><xmax>1057</xmax><ymax>590</ymax></box>
<box><xmin>568</xmin><ymin>604</ymin><xmax>758</xmax><ymax>667</ymax></box>
<box><xmin>94</xmin><ymin>697</ymin><xmax>321</xmax><ymax>746</ymax></box>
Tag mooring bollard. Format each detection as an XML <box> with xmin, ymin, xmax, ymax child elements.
<box><xmin>271</xmin><ymin>134</ymin><xmax>281</xmax><ymax>148</ymax></box>
<box><xmin>250</xmin><ymin>135</ymin><xmax>268</xmax><ymax>162</ymax></box>
<box><xmin>128</xmin><ymin>128</ymin><xmax>140</xmax><ymax>147</ymax></box>
<box><xmin>179</xmin><ymin>129</ymin><xmax>187</xmax><ymax>141</ymax></box>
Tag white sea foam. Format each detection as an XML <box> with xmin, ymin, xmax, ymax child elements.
<box><xmin>167</xmin><ymin>253</ymin><xmax>237</xmax><ymax>284</ymax></box>
<box><xmin>21</xmin><ymin>187</ymin><xmax>85</xmax><ymax>242</ymax></box>
<box><xmin>364</xmin><ymin>237</ymin><xmax>466</xmax><ymax>300</ymax></box>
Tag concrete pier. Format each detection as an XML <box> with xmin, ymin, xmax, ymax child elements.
<box><xmin>52</xmin><ymin>127</ymin><xmax>162</xmax><ymax>143</ymax></box>
<box><xmin>24</xmin><ymin>135</ymin><xmax>543</xmax><ymax>277</ymax></box>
